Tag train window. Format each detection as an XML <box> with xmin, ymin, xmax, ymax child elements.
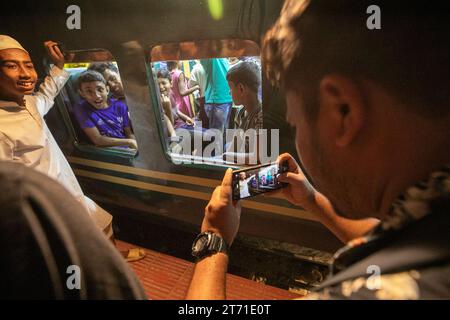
<box><xmin>148</xmin><ymin>39</ymin><xmax>264</xmax><ymax>167</ymax></box>
<box><xmin>53</xmin><ymin>49</ymin><xmax>138</xmax><ymax>158</ymax></box>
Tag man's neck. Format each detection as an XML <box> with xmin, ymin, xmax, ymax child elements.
<box><xmin>0</xmin><ymin>94</ymin><xmax>25</xmax><ymax>106</ymax></box>
<box><xmin>243</xmin><ymin>94</ymin><xmax>260</xmax><ymax>113</ymax></box>
<box><xmin>376</xmin><ymin>122</ymin><xmax>450</xmax><ymax>220</ymax></box>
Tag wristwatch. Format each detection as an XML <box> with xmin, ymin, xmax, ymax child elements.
<box><xmin>191</xmin><ymin>231</ymin><xmax>229</xmax><ymax>260</ymax></box>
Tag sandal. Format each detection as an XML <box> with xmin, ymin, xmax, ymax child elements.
<box><xmin>121</xmin><ymin>248</ymin><xmax>146</xmax><ymax>262</ymax></box>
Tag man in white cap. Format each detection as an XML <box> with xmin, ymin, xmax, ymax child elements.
<box><xmin>0</xmin><ymin>35</ymin><xmax>145</xmax><ymax>262</ymax></box>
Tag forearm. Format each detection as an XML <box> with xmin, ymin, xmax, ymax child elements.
<box><xmin>164</xmin><ymin>114</ymin><xmax>176</xmax><ymax>137</ymax></box>
<box><xmin>308</xmin><ymin>192</ymin><xmax>379</xmax><ymax>243</ymax></box>
<box><xmin>91</xmin><ymin>135</ymin><xmax>133</xmax><ymax>148</ymax></box>
<box><xmin>177</xmin><ymin>111</ymin><xmax>191</xmax><ymax>122</ymax></box>
<box><xmin>35</xmin><ymin>66</ymin><xmax>70</xmax><ymax>115</ymax></box>
<box><xmin>179</xmin><ymin>85</ymin><xmax>199</xmax><ymax>97</ymax></box>
<box><xmin>186</xmin><ymin>253</ymin><xmax>228</xmax><ymax>300</ymax></box>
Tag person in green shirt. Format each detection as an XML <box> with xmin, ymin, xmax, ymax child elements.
<box><xmin>200</xmin><ymin>58</ymin><xmax>233</xmax><ymax>134</ymax></box>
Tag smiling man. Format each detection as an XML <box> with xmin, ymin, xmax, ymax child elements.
<box><xmin>0</xmin><ymin>36</ymin><xmax>117</xmax><ymax>240</ymax></box>
<box><xmin>187</xmin><ymin>0</ymin><xmax>449</xmax><ymax>300</ymax></box>
<box><xmin>0</xmin><ymin>36</ymin><xmax>82</xmax><ymax>198</ymax></box>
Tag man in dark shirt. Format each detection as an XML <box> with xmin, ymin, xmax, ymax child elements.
<box><xmin>0</xmin><ymin>162</ymin><xmax>146</xmax><ymax>299</ymax></box>
<box><xmin>187</xmin><ymin>0</ymin><xmax>450</xmax><ymax>299</ymax></box>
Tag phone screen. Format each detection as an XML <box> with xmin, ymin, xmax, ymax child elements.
<box><xmin>232</xmin><ymin>162</ymin><xmax>288</xmax><ymax>200</ymax></box>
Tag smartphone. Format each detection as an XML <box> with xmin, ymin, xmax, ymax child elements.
<box><xmin>232</xmin><ymin>161</ymin><xmax>289</xmax><ymax>201</ymax></box>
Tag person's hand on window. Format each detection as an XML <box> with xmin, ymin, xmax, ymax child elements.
<box><xmin>44</xmin><ymin>41</ymin><xmax>73</xmax><ymax>69</ymax></box>
<box><xmin>127</xmin><ymin>139</ymin><xmax>138</xmax><ymax>150</ymax></box>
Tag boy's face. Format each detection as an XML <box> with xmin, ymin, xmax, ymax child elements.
<box><xmin>79</xmin><ymin>81</ymin><xmax>110</xmax><ymax>109</ymax></box>
<box><xmin>227</xmin><ymin>80</ymin><xmax>244</xmax><ymax>106</ymax></box>
<box><xmin>157</xmin><ymin>77</ymin><xmax>172</xmax><ymax>96</ymax></box>
<box><xmin>0</xmin><ymin>49</ymin><xmax>38</xmax><ymax>102</ymax></box>
<box><xmin>103</xmin><ymin>69</ymin><xmax>124</xmax><ymax>98</ymax></box>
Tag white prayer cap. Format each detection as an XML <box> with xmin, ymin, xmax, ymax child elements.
<box><xmin>0</xmin><ymin>35</ymin><xmax>28</xmax><ymax>53</ymax></box>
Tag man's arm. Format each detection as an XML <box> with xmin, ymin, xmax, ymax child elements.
<box><xmin>124</xmin><ymin>127</ymin><xmax>136</xmax><ymax>141</ymax></box>
<box><xmin>34</xmin><ymin>41</ymin><xmax>73</xmax><ymax>116</ymax></box>
<box><xmin>83</xmin><ymin>127</ymin><xmax>137</xmax><ymax>149</ymax></box>
<box><xmin>178</xmin><ymin>73</ymin><xmax>199</xmax><ymax>97</ymax></box>
<box><xmin>177</xmin><ymin>110</ymin><xmax>195</xmax><ymax>126</ymax></box>
<box><xmin>186</xmin><ymin>169</ymin><xmax>241</xmax><ymax>300</ymax></box>
<box><xmin>186</xmin><ymin>253</ymin><xmax>229</xmax><ymax>300</ymax></box>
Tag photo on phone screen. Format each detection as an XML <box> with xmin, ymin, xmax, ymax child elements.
<box><xmin>232</xmin><ymin>162</ymin><xmax>288</xmax><ymax>201</ymax></box>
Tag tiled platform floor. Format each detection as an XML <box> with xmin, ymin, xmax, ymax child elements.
<box><xmin>117</xmin><ymin>240</ymin><xmax>302</xmax><ymax>300</ymax></box>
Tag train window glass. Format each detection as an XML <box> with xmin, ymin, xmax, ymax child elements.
<box><xmin>53</xmin><ymin>49</ymin><xmax>138</xmax><ymax>158</ymax></box>
<box><xmin>148</xmin><ymin>40</ymin><xmax>262</xmax><ymax>167</ymax></box>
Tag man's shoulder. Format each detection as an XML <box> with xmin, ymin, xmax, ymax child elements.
<box><xmin>311</xmin><ymin>263</ymin><xmax>450</xmax><ymax>300</ymax></box>
<box><xmin>109</xmin><ymin>98</ymin><xmax>128</xmax><ymax>110</ymax></box>
<box><xmin>73</xmin><ymin>100</ymin><xmax>92</xmax><ymax>117</ymax></box>
<box><xmin>313</xmin><ymin>211</ymin><xmax>450</xmax><ymax>300</ymax></box>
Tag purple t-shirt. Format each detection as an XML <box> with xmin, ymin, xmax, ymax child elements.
<box><xmin>74</xmin><ymin>98</ymin><xmax>130</xmax><ymax>139</ymax></box>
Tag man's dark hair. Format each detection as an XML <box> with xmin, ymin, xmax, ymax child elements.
<box><xmin>156</xmin><ymin>68</ymin><xmax>171</xmax><ymax>81</ymax></box>
<box><xmin>166</xmin><ymin>61</ymin><xmax>178</xmax><ymax>71</ymax></box>
<box><xmin>77</xmin><ymin>70</ymin><xmax>107</xmax><ymax>90</ymax></box>
<box><xmin>226</xmin><ymin>61</ymin><xmax>261</xmax><ymax>94</ymax></box>
<box><xmin>262</xmin><ymin>0</ymin><xmax>449</xmax><ymax>118</ymax></box>
<box><xmin>87</xmin><ymin>62</ymin><xmax>118</xmax><ymax>75</ymax></box>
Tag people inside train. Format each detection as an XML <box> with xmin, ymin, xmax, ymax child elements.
<box><xmin>223</xmin><ymin>61</ymin><xmax>263</xmax><ymax>164</ymax></box>
<box><xmin>167</xmin><ymin>61</ymin><xmax>199</xmax><ymax>119</ymax></box>
<box><xmin>157</xmin><ymin>69</ymin><xmax>197</xmax><ymax>132</ymax></box>
<box><xmin>74</xmin><ymin>70</ymin><xmax>138</xmax><ymax>149</ymax></box>
<box><xmin>188</xmin><ymin>60</ymin><xmax>209</xmax><ymax>128</ymax></box>
<box><xmin>88</xmin><ymin>62</ymin><xmax>125</xmax><ymax>100</ymax></box>
<box><xmin>157</xmin><ymin>68</ymin><xmax>207</xmax><ymax>156</ymax></box>
<box><xmin>227</xmin><ymin>61</ymin><xmax>262</xmax><ymax>131</ymax></box>
<box><xmin>187</xmin><ymin>0</ymin><xmax>450</xmax><ymax>300</ymax></box>
<box><xmin>0</xmin><ymin>36</ymin><xmax>144</xmax><ymax>262</ymax></box>
<box><xmin>200</xmin><ymin>58</ymin><xmax>233</xmax><ymax>134</ymax></box>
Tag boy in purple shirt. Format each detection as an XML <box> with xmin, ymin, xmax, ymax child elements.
<box><xmin>74</xmin><ymin>70</ymin><xmax>137</xmax><ymax>149</ymax></box>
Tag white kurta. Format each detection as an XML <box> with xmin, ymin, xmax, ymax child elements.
<box><xmin>0</xmin><ymin>66</ymin><xmax>94</xmax><ymax>216</ymax></box>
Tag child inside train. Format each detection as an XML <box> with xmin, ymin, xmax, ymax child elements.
<box><xmin>74</xmin><ymin>70</ymin><xmax>137</xmax><ymax>149</ymax></box>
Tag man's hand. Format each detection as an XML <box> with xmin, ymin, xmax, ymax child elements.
<box><xmin>44</xmin><ymin>41</ymin><xmax>72</xmax><ymax>70</ymax></box>
<box><xmin>201</xmin><ymin>168</ymin><xmax>241</xmax><ymax>246</ymax></box>
<box><xmin>270</xmin><ymin>153</ymin><xmax>318</xmax><ymax>211</ymax></box>
<box><xmin>185</xmin><ymin>117</ymin><xmax>195</xmax><ymax>127</ymax></box>
<box><xmin>161</xmin><ymin>94</ymin><xmax>171</xmax><ymax>113</ymax></box>
<box><xmin>127</xmin><ymin>139</ymin><xmax>138</xmax><ymax>150</ymax></box>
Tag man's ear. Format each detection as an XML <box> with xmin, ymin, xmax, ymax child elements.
<box><xmin>318</xmin><ymin>74</ymin><xmax>366</xmax><ymax>147</ymax></box>
<box><xmin>237</xmin><ymin>83</ymin><xmax>245</xmax><ymax>93</ymax></box>
<box><xmin>105</xmin><ymin>85</ymin><xmax>110</xmax><ymax>95</ymax></box>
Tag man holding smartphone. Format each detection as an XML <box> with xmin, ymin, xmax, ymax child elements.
<box><xmin>187</xmin><ymin>0</ymin><xmax>449</xmax><ymax>299</ymax></box>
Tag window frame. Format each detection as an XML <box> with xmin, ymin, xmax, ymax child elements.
<box><xmin>146</xmin><ymin>39</ymin><xmax>262</xmax><ymax>170</ymax></box>
<box><xmin>45</xmin><ymin>49</ymin><xmax>138</xmax><ymax>159</ymax></box>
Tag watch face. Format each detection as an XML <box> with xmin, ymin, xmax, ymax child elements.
<box><xmin>192</xmin><ymin>233</ymin><xmax>210</xmax><ymax>256</ymax></box>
